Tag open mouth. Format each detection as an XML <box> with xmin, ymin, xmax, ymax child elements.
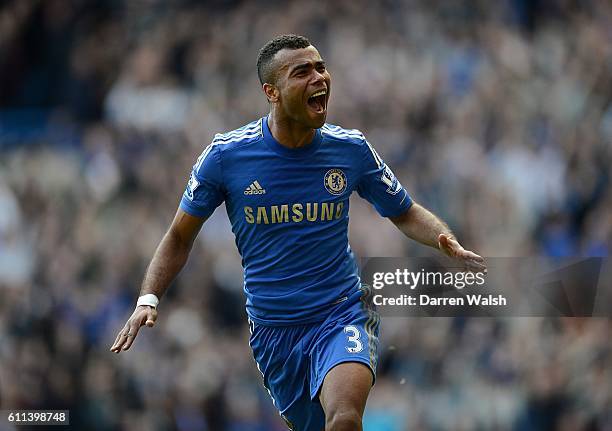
<box><xmin>307</xmin><ymin>89</ymin><xmax>327</xmax><ymax>113</ymax></box>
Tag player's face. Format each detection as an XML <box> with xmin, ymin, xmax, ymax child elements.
<box><xmin>272</xmin><ymin>46</ymin><xmax>331</xmax><ymax>128</ymax></box>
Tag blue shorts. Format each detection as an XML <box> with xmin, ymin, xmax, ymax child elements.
<box><xmin>248</xmin><ymin>284</ymin><xmax>380</xmax><ymax>431</ymax></box>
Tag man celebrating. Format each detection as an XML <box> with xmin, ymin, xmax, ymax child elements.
<box><xmin>111</xmin><ymin>35</ymin><xmax>485</xmax><ymax>431</ymax></box>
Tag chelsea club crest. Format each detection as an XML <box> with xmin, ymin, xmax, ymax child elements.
<box><xmin>324</xmin><ymin>169</ymin><xmax>347</xmax><ymax>195</ymax></box>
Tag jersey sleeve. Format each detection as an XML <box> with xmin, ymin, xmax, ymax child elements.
<box><xmin>179</xmin><ymin>143</ymin><xmax>225</xmax><ymax>218</ymax></box>
<box><xmin>356</xmin><ymin>138</ymin><xmax>413</xmax><ymax>217</ymax></box>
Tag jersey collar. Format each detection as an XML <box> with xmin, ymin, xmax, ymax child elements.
<box><xmin>262</xmin><ymin>116</ymin><xmax>323</xmax><ymax>159</ymax></box>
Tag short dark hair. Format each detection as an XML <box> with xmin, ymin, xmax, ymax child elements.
<box><xmin>256</xmin><ymin>34</ymin><xmax>311</xmax><ymax>85</ymax></box>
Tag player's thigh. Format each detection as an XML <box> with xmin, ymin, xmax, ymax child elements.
<box><xmin>249</xmin><ymin>319</ymin><xmax>326</xmax><ymax>430</ymax></box>
<box><xmin>319</xmin><ymin>361</ymin><xmax>373</xmax><ymax>420</ymax></box>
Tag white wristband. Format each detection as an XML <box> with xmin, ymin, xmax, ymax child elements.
<box><xmin>136</xmin><ymin>294</ymin><xmax>159</xmax><ymax>308</ymax></box>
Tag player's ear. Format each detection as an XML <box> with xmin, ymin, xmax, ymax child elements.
<box><xmin>263</xmin><ymin>83</ymin><xmax>279</xmax><ymax>103</ymax></box>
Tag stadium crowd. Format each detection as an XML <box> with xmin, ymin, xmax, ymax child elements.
<box><xmin>0</xmin><ymin>0</ymin><xmax>611</xmax><ymax>430</ymax></box>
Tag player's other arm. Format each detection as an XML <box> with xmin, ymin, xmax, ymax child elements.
<box><xmin>389</xmin><ymin>203</ymin><xmax>485</xmax><ymax>270</ymax></box>
<box><xmin>355</xmin><ymin>135</ymin><xmax>485</xmax><ymax>269</ymax></box>
<box><xmin>110</xmin><ymin>208</ymin><xmax>206</xmax><ymax>353</ymax></box>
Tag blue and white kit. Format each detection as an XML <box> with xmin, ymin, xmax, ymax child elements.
<box><xmin>179</xmin><ymin>117</ymin><xmax>412</xmax><ymax>430</ymax></box>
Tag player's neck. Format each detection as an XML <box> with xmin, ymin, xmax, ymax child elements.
<box><xmin>267</xmin><ymin>113</ymin><xmax>316</xmax><ymax>149</ymax></box>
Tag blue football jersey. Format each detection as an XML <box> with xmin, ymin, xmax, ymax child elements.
<box><xmin>179</xmin><ymin>117</ymin><xmax>412</xmax><ymax>325</ymax></box>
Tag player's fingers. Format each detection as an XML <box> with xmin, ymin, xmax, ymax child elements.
<box><xmin>441</xmin><ymin>239</ymin><xmax>463</xmax><ymax>258</ymax></box>
<box><xmin>466</xmin><ymin>259</ymin><xmax>487</xmax><ymax>272</ymax></box>
<box><xmin>462</xmin><ymin>254</ymin><xmax>487</xmax><ymax>272</ymax></box>
<box><xmin>121</xmin><ymin>322</ymin><xmax>141</xmax><ymax>351</ymax></box>
<box><xmin>461</xmin><ymin>252</ymin><xmax>486</xmax><ymax>272</ymax></box>
<box><xmin>446</xmin><ymin>237</ymin><xmax>464</xmax><ymax>252</ymax></box>
<box><xmin>112</xmin><ymin>325</ymin><xmax>129</xmax><ymax>348</ymax></box>
<box><xmin>437</xmin><ymin>234</ymin><xmax>454</xmax><ymax>256</ymax></box>
<box><xmin>438</xmin><ymin>234</ymin><xmax>486</xmax><ymax>272</ymax></box>
<box><xmin>145</xmin><ymin>307</ymin><xmax>157</xmax><ymax>327</ymax></box>
<box><xmin>458</xmin><ymin>249</ymin><xmax>485</xmax><ymax>263</ymax></box>
<box><xmin>110</xmin><ymin>333</ymin><xmax>121</xmax><ymax>352</ymax></box>
<box><xmin>110</xmin><ymin>326</ymin><xmax>130</xmax><ymax>353</ymax></box>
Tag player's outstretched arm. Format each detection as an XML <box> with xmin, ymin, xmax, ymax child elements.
<box><xmin>110</xmin><ymin>208</ymin><xmax>206</xmax><ymax>353</ymax></box>
<box><xmin>389</xmin><ymin>203</ymin><xmax>485</xmax><ymax>271</ymax></box>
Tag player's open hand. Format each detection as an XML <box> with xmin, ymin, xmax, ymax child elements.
<box><xmin>438</xmin><ymin>234</ymin><xmax>486</xmax><ymax>272</ymax></box>
<box><xmin>110</xmin><ymin>306</ymin><xmax>157</xmax><ymax>353</ymax></box>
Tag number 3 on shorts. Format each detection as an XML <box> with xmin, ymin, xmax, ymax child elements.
<box><xmin>344</xmin><ymin>325</ymin><xmax>363</xmax><ymax>353</ymax></box>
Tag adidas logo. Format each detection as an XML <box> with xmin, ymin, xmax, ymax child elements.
<box><xmin>244</xmin><ymin>180</ymin><xmax>266</xmax><ymax>195</ymax></box>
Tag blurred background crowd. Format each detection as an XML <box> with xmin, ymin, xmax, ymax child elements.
<box><xmin>0</xmin><ymin>0</ymin><xmax>611</xmax><ymax>430</ymax></box>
